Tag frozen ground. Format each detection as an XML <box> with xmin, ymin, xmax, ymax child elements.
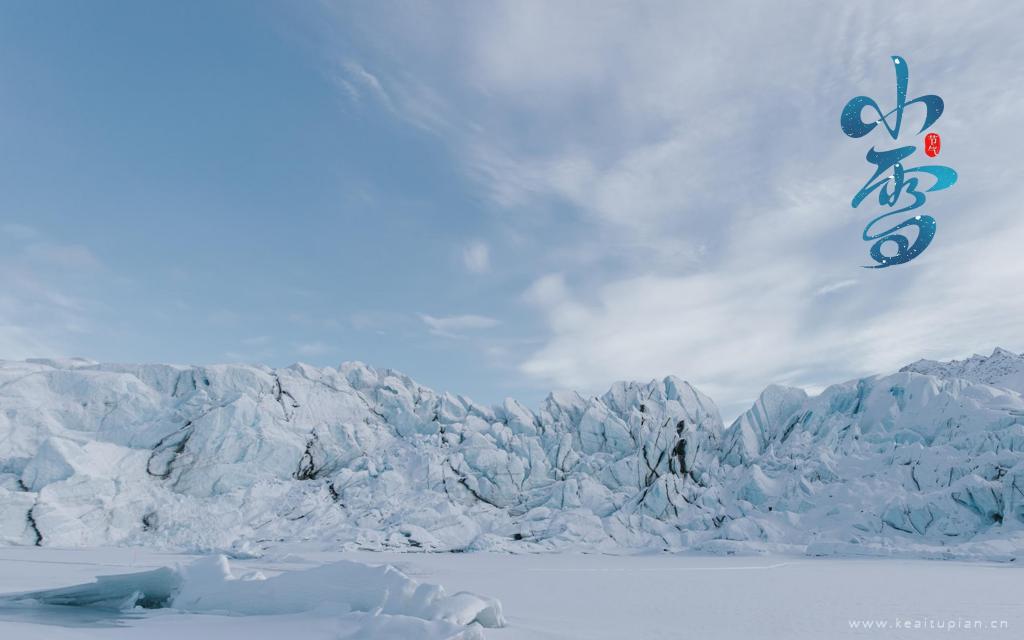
<box><xmin>0</xmin><ymin>546</ymin><xmax>1019</xmax><ymax>639</ymax></box>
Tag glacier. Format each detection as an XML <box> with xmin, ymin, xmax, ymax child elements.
<box><xmin>1</xmin><ymin>349</ymin><xmax>1023</xmax><ymax>560</ymax></box>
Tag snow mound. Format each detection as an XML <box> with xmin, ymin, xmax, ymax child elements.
<box><xmin>0</xmin><ymin>554</ymin><xmax>503</xmax><ymax>638</ymax></box>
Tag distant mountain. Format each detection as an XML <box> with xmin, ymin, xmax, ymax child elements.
<box><xmin>1</xmin><ymin>350</ymin><xmax>1022</xmax><ymax>560</ymax></box>
<box><xmin>901</xmin><ymin>348</ymin><xmax>1024</xmax><ymax>394</ymax></box>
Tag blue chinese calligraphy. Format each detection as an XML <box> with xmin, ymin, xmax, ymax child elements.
<box><xmin>840</xmin><ymin>56</ymin><xmax>957</xmax><ymax>268</ymax></box>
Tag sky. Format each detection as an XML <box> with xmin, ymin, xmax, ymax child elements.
<box><xmin>2</xmin><ymin>1</ymin><xmax>1023</xmax><ymax>421</ymax></box>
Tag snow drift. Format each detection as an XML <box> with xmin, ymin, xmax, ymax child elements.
<box><xmin>1</xmin><ymin>349</ymin><xmax>1023</xmax><ymax>558</ymax></box>
<box><xmin>1</xmin><ymin>554</ymin><xmax>503</xmax><ymax>639</ymax></box>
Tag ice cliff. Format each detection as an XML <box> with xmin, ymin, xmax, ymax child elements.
<box><xmin>2</xmin><ymin>349</ymin><xmax>1023</xmax><ymax>559</ymax></box>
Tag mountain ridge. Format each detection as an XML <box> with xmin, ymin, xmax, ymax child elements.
<box><xmin>900</xmin><ymin>347</ymin><xmax>1024</xmax><ymax>394</ymax></box>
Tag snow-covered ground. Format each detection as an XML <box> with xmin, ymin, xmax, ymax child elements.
<box><xmin>0</xmin><ymin>546</ymin><xmax>1019</xmax><ymax>639</ymax></box>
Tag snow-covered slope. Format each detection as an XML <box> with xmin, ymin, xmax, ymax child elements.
<box><xmin>1</xmin><ymin>351</ymin><xmax>1023</xmax><ymax>559</ymax></box>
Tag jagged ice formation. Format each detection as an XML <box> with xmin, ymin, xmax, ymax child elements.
<box><xmin>2</xmin><ymin>349</ymin><xmax>1023</xmax><ymax>559</ymax></box>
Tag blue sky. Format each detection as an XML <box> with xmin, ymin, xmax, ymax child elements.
<box><xmin>2</xmin><ymin>2</ymin><xmax>1023</xmax><ymax>420</ymax></box>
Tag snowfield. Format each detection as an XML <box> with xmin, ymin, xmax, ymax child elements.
<box><xmin>0</xmin><ymin>546</ymin><xmax>1020</xmax><ymax>639</ymax></box>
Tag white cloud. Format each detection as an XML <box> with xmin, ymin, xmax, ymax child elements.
<box><xmin>521</xmin><ymin>179</ymin><xmax>1024</xmax><ymax>419</ymax></box>
<box><xmin>815</xmin><ymin>280</ymin><xmax>859</xmax><ymax>296</ymax></box>
<box><xmin>523</xmin><ymin>229</ymin><xmax>1024</xmax><ymax>421</ymax></box>
<box><xmin>419</xmin><ymin>313</ymin><xmax>499</xmax><ymax>337</ymax></box>
<box><xmin>316</xmin><ymin>2</ymin><xmax>1024</xmax><ymax>417</ymax></box>
<box><xmin>334</xmin><ymin>60</ymin><xmax>395</xmax><ymax>112</ymax></box>
<box><xmin>523</xmin><ymin>273</ymin><xmax>567</xmax><ymax>306</ymax></box>
<box><xmin>462</xmin><ymin>240</ymin><xmax>490</xmax><ymax>273</ymax></box>
<box><xmin>0</xmin><ymin>232</ymin><xmax>108</xmax><ymax>361</ymax></box>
